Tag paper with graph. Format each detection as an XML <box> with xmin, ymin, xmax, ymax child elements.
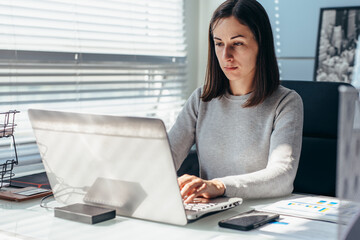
<box><xmin>259</xmin><ymin>196</ymin><xmax>360</xmax><ymax>224</ymax></box>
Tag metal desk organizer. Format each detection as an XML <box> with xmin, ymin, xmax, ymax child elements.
<box><xmin>0</xmin><ymin>110</ymin><xmax>20</xmax><ymax>188</ymax></box>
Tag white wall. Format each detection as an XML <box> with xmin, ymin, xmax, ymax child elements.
<box><xmin>196</xmin><ymin>0</ymin><xmax>224</xmax><ymax>88</ymax></box>
<box><xmin>184</xmin><ymin>0</ymin><xmax>199</xmax><ymax>97</ymax></box>
<box><xmin>185</xmin><ymin>0</ymin><xmax>224</xmax><ymax>96</ymax></box>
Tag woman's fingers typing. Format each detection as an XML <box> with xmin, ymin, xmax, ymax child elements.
<box><xmin>183</xmin><ymin>182</ymin><xmax>207</xmax><ymax>203</ymax></box>
<box><xmin>179</xmin><ymin>175</ymin><xmax>203</xmax><ymax>200</ymax></box>
<box><xmin>177</xmin><ymin>174</ymin><xmax>225</xmax><ymax>203</ymax></box>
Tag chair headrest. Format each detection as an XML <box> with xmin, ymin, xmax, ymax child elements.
<box><xmin>281</xmin><ymin>80</ymin><xmax>354</xmax><ymax>138</ymax></box>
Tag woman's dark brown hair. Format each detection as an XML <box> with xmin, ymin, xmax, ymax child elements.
<box><xmin>201</xmin><ymin>0</ymin><xmax>279</xmax><ymax>107</ymax></box>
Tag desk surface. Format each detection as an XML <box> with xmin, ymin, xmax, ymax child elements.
<box><xmin>0</xmin><ymin>194</ymin><xmax>339</xmax><ymax>240</ymax></box>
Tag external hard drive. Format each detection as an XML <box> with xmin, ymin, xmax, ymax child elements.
<box><xmin>54</xmin><ymin>203</ymin><xmax>116</xmax><ymax>224</ymax></box>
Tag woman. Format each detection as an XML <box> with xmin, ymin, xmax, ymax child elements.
<box><xmin>169</xmin><ymin>0</ymin><xmax>303</xmax><ymax>203</ymax></box>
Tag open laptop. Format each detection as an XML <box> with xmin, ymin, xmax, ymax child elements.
<box><xmin>28</xmin><ymin>109</ymin><xmax>242</xmax><ymax>225</ymax></box>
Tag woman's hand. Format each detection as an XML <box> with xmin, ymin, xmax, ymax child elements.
<box><xmin>177</xmin><ymin>174</ymin><xmax>225</xmax><ymax>203</ymax></box>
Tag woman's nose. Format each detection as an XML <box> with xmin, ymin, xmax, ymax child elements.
<box><xmin>223</xmin><ymin>46</ymin><xmax>233</xmax><ymax>61</ymax></box>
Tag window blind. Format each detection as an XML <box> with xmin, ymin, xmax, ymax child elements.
<box><xmin>0</xmin><ymin>0</ymin><xmax>187</xmax><ymax>173</ymax></box>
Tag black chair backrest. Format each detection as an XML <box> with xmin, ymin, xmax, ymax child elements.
<box><xmin>281</xmin><ymin>80</ymin><xmax>353</xmax><ymax>196</ymax></box>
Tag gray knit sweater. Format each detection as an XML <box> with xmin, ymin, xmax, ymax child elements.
<box><xmin>168</xmin><ymin>86</ymin><xmax>303</xmax><ymax>199</ymax></box>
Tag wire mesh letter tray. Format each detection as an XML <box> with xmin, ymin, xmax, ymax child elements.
<box><xmin>0</xmin><ymin>110</ymin><xmax>20</xmax><ymax>188</ymax></box>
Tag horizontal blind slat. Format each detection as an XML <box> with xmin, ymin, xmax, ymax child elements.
<box><xmin>1</xmin><ymin>86</ymin><xmax>186</xmax><ymax>95</ymax></box>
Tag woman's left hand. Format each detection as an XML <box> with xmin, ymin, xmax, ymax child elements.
<box><xmin>177</xmin><ymin>174</ymin><xmax>225</xmax><ymax>203</ymax></box>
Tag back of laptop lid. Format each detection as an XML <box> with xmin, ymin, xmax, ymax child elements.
<box><xmin>28</xmin><ymin>109</ymin><xmax>187</xmax><ymax>225</ymax></box>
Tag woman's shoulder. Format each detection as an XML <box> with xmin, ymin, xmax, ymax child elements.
<box><xmin>264</xmin><ymin>85</ymin><xmax>303</xmax><ymax>109</ymax></box>
<box><xmin>191</xmin><ymin>86</ymin><xmax>203</xmax><ymax>97</ymax></box>
<box><xmin>181</xmin><ymin>86</ymin><xmax>204</xmax><ymax>111</ymax></box>
<box><xmin>274</xmin><ymin>85</ymin><xmax>302</xmax><ymax>102</ymax></box>
<box><xmin>187</xmin><ymin>86</ymin><xmax>203</xmax><ymax>102</ymax></box>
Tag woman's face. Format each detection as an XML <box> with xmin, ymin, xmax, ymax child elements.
<box><xmin>213</xmin><ymin>16</ymin><xmax>259</xmax><ymax>86</ymax></box>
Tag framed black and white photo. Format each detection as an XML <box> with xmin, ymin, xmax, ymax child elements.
<box><xmin>314</xmin><ymin>6</ymin><xmax>360</xmax><ymax>86</ymax></box>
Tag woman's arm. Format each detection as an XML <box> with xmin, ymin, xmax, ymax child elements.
<box><xmin>168</xmin><ymin>88</ymin><xmax>201</xmax><ymax>171</ymax></box>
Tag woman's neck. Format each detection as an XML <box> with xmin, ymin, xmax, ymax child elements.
<box><xmin>228</xmin><ymin>80</ymin><xmax>254</xmax><ymax>96</ymax></box>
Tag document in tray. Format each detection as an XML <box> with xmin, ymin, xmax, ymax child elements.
<box><xmin>258</xmin><ymin>196</ymin><xmax>360</xmax><ymax>224</ymax></box>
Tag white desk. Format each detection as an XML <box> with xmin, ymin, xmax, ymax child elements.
<box><xmin>0</xmin><ymin>194</ymin><xmax>338</xmax><ymax>240</ymax></box>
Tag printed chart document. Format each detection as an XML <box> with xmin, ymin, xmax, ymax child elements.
<box><xmin>258</xmin><ymin>196</ymin><xmax>360</xmax><ymax>224</ymax></box>
<box><xmin>259</xmin><ymin>215</ymin><xmax>337</xmax><ymax>240</ymax></box>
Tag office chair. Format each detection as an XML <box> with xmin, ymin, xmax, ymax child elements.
<box><xmin>177</xmin><ymin>148</ymin><xmax>199</xmax><ymax>177</ymax></box>
<box><xmin>178</xmin><ymin>80</ymin><xmax>352</xmax><ymax>197</ymax></box>
<box><xmin>281</xmin><ymin>80</ymin><xmax>353</xmax><ymax>197</ymax></box>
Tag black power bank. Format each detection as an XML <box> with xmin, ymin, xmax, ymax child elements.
<box><xmin>54</xmin><ymin>203</ymin><xmax>116</xmax><ymax>224</ymax></box>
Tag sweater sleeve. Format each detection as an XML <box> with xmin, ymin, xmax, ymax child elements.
<box><xmin>168</xmin><ymin>88</ymin><xmax>201</xmax><ymax>170</ymax></box>
<box><xmin>216</xmin><ymin>91</ymin><xmax>304</xmax><ymax>199</ymax></box>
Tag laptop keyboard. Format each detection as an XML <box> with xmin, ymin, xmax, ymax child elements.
<box><xmin>184</xmin><ymin>202</ymin><xmax>218</xmax><ymax>212</ymax></box>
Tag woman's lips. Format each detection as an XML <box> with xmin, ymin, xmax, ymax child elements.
<box><xmin>224</xmin><ymin>66</ymin><xmax>238</xmax><ymax>71</ymax></box>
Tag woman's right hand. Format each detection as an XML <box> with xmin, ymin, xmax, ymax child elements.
<box><xmin>177</xmin><ymin>174</ymin><xmax>225</xmax><ymax>203</ymax></box>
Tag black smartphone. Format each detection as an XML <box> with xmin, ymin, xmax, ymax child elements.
<box><xmin>218</xmin><ymin>210</ymin><xmax>280</xmax><ymax>231</ymax></box>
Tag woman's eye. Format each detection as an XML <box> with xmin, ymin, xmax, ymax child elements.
<box><xmin>234</xmin><ymin>42</ymin><xmax>243</xmax><ymax>46</ymax></box>
<box><xmin>215</xmin><ymin>42</ymin><xmax>223</xmax><ymax>46</ymax></box>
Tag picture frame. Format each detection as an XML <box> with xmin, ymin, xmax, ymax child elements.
<box><xmin>314</xmin><ymin>6</ymin><xmax>360</xmax><ymax>87</ymax></box>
